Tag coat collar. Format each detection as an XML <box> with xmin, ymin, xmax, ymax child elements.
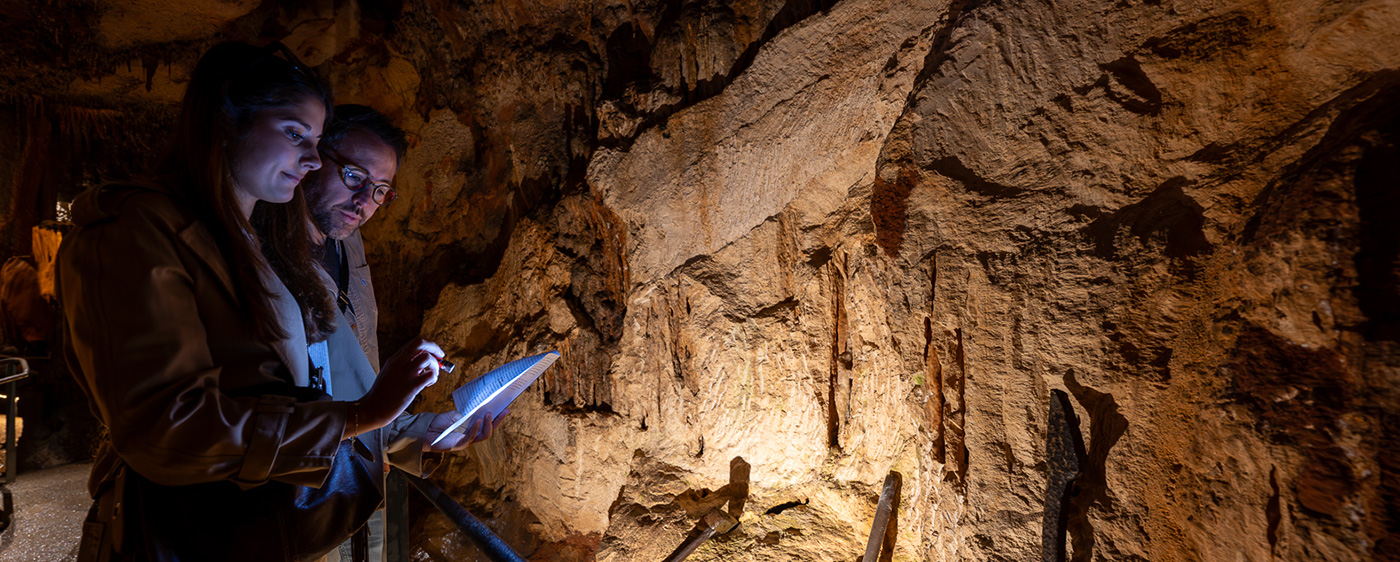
<box><xmin>341</xmin><ymin>229</ymin><xmax>368</xmax><ymax>268</ymax></box>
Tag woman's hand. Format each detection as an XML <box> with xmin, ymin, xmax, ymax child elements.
<box><xmin>349</xmin><ymin>339</ymin><xmax>445</xmax><ymax>438</ymax></box>
<box><xmin>423</xmin><ymin>409</ymin><xmax>509</xmax><ymax>451</ymax></box>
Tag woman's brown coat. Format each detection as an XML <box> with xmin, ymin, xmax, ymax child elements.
<box><xmin>58</xmin><ymin>182</ymin><xmax>348</xmax><ymax>498</ymax></box>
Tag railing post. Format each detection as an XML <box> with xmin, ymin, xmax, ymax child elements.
<box><xmin>861</xmin><ymin>471</ymin><xmax>902</xmax><ymax>562</ymax></box>
<box><xmin>4</xmin><ymin>361</ymin><xmax>18</xmax><ymax>485</ymax></box>
<box><xmin>385</xmin><ymin>468</ymin><xmax>411</xmax><ymax>562</ymax></box>
<box><xmin>4</xmin><ymin>381</ymin><xmax>14</xmax><ymax>485</ymax></box>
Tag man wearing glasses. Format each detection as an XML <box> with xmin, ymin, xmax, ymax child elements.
<box><xmin>307</xmin><ymin>104</ymin><xmax>401</xmax><ymax>360</ymax></box>
<box><xmin>306</xmin><ymin>105</ymin><xmax>503</xmax><ymax>562</ymax></box>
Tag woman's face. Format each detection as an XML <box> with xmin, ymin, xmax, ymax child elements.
<box><xmin>228</xmin><ymin>95</ymin><xmax>327</xmax><ymax>212</ymax></box>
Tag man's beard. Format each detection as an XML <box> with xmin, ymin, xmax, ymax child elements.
<box><xmin>311</xmin><ymin>200</ymin><xmax>362</xmax><ymax>241</ymax></box>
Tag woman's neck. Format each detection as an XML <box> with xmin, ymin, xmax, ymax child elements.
<box><xmin>235</xmin><ymin>190</ymin><xmax>258</xmax><ymax>221</ymax></box>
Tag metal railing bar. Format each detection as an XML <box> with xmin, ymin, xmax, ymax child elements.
<box><xmin>400</xmin><ymin>473</ymin><xmax>526</xmax><ymax>562</ymax></box>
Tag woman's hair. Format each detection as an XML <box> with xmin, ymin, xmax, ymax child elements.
<box><xmin>159</xmin><ymin>41</ymin><xmax>337</xmax><ymax>343</ymax></box>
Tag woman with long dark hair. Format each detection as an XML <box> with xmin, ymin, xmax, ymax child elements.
<box><xmin>58</xmin><ymin>42</ymin><xmax>441</xmax><ymax>561</ymax></box>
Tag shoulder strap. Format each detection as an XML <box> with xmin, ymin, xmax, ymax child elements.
<box><xmin>308</xmin><ymin>340</ymin><xmax>331</xmax><ymax>395</ymax></box>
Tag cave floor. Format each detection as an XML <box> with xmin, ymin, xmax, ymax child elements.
<box><xmin>0</xmin><ymin>462</ymin><xmax>91</xmax><ymax>562</ymax></box>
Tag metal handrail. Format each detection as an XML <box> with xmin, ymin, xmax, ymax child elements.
<box><xmin>0</xmin><ymin>357</ymin><xmax>29</xmax><ymax>384</ymax></box>
<box><xmin>399</xmin><ymin>473</ymin><xmax>526</xmax><ymax>562</ymax></box>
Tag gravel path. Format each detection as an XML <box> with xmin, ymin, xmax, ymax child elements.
<box><xmin>0</xmin><ymin>463</ymin><xmax>92</xmax><ymax>562</ymax></box>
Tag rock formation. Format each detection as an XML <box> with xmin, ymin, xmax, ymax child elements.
<box><xmin>1</xmin><ymin>0</ymin><xmax>1396</xmax><ymax>560</ymax></box>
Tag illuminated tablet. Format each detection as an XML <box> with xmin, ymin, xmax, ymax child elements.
<box><xmin>429</xmin><ymin>351</ymin><xmax>560</xmax><ymax>446</ymax></box>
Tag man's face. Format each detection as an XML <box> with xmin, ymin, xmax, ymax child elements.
<box><xmin>305</xmin><ymin>129</ymin><xmax>399</xmax><ymax>241</ymax></box>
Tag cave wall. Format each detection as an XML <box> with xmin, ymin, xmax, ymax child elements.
<box><xmin>2</xmin><ymin>0</ymin><xmax>1397</xmax><ymax>560</ymax></box>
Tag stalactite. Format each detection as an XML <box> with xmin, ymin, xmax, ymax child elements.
<box><xmin>948</xmin><ymin>325</ymin><xmax>966</xmax><ymax>488</ymax></box>
<box><xmin>827</xmin><ymin>251</ymin><xmax>848</xmax><ymax>452</ymax></box>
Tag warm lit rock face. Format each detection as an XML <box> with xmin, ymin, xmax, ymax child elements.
<box><xmin>405</xmin><ymin>1</ymin><xmax>1400</xmax><ymax>560</ymax></box>
<box><xmin>3</xmin><ymin>0</ymin><xmax>1398</xmax><ymax>560</ymax></box>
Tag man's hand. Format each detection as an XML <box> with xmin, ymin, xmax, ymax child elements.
<box><xmin>424</xmin><ymin>409</ymin><xmax>509</xmax><ymax>451</ymax></box>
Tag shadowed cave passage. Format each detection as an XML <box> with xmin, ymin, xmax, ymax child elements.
<box><xmin>1</xmin><ymin>0</ymin><xmax>1398</xmax><ymax>561</ymax></box>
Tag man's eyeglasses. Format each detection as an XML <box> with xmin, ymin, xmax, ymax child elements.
<box><xmin>319</xmin><ymin>149</ymin><xmax>397</xmax><ymax>205</ymax></box>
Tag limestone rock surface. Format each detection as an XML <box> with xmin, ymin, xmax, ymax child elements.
<box><xmin>1</xmin><ymin>0</ymin><xmax>1397</xmax><ymax>560</ymax></box>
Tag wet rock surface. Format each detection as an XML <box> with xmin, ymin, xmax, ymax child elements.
<box><xmin>2</xmin><ymin>0</ymin><xmax>1398</xmax><ymax>560</ymax></box>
